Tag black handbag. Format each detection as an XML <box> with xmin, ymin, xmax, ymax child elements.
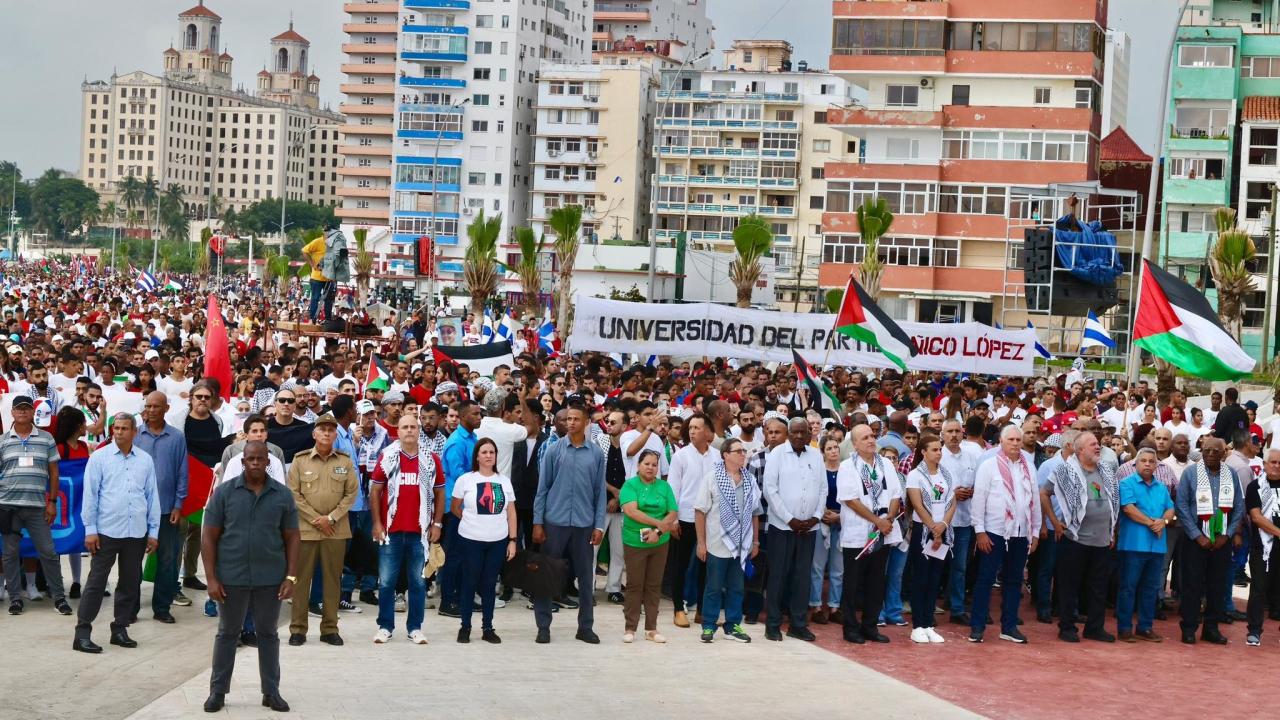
<box><xmin>502</xmin><ymin>549</ymin><xmax>567</xmax><ymax>600</ymax></box>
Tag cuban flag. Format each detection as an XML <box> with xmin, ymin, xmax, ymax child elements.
<box><xmin>1080</xmin><ymin>310</ymin><xmax>1116</xmax><ymax>351</ymax></box>
<box><xmin>538</xmin><ymin>303</ymin><xmax>558</xmax><ymax>356</ymax></box>
<box><xmin>1026</xmin><ymin>320</ymin><xmax>1053</xmax><ymax>359</ymax></box>
<box><xmin>136</xmin><ymin>268</ymin><xmax>158</xmax><ymax>293</ymax></box>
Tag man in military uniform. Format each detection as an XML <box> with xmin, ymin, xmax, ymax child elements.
<box><xmin>286</xmin><ymin>413</ymin><xmax>358</xmax><ymax>646</ymax></box>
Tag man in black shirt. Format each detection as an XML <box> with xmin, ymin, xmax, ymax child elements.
<box><xmin>266</xmin><ymin>388</ymin><xmax>315</xmax><ymax>465</ymax></box>
<box><xmin>1245</xmin><ymin>448</ymin><xmax>1280</xmax><ymax>646</ymax></box>
<box><xmin>1214</xmin><ymin>387</ymin><xmax>1249</xmax><ymax>441</ymax></box>
<box><xmin>185</xmin><ymin>382</ymin><xmax>231</xmax><ymax>470</ymax></box>
<box><xmin>601</xmin><ymin>410</ymin><xmax>628</xmax><ymax>604</ymax></box>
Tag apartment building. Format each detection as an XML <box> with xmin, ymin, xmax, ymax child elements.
<box><xmin>78</xmin><ymin>1</ymin><xmax>343</xmax><ymax>218</ymax></box>
<box><xmin>337</xmin><ymin>0</ymin><xmax>593</xmax><ymax>281</ymax></box>
<box><xmin>1162</xmin><ymin>0</ymin><xmax>1280</xmax><ymax>358</ymax></box>
<box><xmin>335</xmin><ymin>0</ymin><xmax>399</xmax><ymax>228</ymax></box>
<box><xmin>652</xmin><ymin>40</ymin><xmax>854</xmax><ymax>308</ymax></box>
<box><xmin>591</xmin><ymin>0</ymin><xmax>713</xmax><ymax>59</ymax></box>
<box><xmin>819</xmin><ymin>0</ymin><xmax>1106</xmax><ymax>325</ymax></box>
<box><xmin>1102</xmin><ymin>29</ymin><xmax>1130</xmax><ymax>135</ymax></box>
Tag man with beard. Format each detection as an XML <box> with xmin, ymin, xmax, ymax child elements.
<box><xmin>1174</xmin><ymin>437</ymin><xmax>1243</xmax><ymax>644</ymax></box>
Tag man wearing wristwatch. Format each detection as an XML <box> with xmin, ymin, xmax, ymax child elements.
<box><xmin>201</xmin><ymin>442</ymin><xmax>300</xmax><ymax>713</ymax></box>
<box><xmin>286</xmin><ymin>413</ymin><xmax>359</xmax><ymax>647</ymax></box>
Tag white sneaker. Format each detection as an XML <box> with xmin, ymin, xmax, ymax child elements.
<box><xmin>623</xmin><ymin>632</ymin><xmax>635</xmax><ymax>643</ymax></box>
<box><xmin>395</xmin><ymin>593</ymin><xmax>406</xmax><ymax>613</ymax></box>
<box><xmin>25</xmin><ymin>589</ymin><xmax>43</xmax><ymax>601</ymax></box>
<box><xmin>493</xmin><ymin>597</ymin><xmax>506</xmax><ymax>609</ymax></box>
<box><xmin>408</xmin><ymin>630</ymin><xmax>428</xmax><ymax>645</ymax></box>
<box><xmin>910</xmin><ymin>627</ymin><xmax>930</xmax><ymax>644</ymax></box>
<box><xmin>925</xmin><ymin>627</ymin><xmax>946</xmax><ymax>644</ymax></box>
<box><xmin>373</xmin><ymin>628</ymin><xmax>392</xmax><ymax>644</ymax></box>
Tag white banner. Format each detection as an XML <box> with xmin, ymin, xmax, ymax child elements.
<box><xmin>569</xmin><ymin>296</ymin><xmax>1037</xmax><ymax>376</ymax></box>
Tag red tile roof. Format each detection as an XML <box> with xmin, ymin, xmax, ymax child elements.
<box><xmin>1099</xmin><ymin>126</ymin><xmax>1151</xmax><ymax>163</ymax></box>
<box><xmin>272</xmin><ymin>28</ymin><xmax>309</xmax><ymax>44</ymax></box>
<box><xmin>179</xmin><ymin>2</ymin><xmax>221</xmax><ymax>20</ymax></box>
<box><xmin>1244</xmin><ymin>96</ymin><xmax>1280</xmax><ymax>123</ymax></box>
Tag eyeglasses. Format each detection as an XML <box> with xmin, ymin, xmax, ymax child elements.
<box><xmin>276</xmin><ymin>397</ymin><xmax>296</xmax><ymax>404</ymax></box>
<box><xmin>724</xmin><ymin>448</ymin><xmax>747</xmax><ymax>455</ymax></box>
<box><xmin>192</xmin><ymin>394</ymin><xmax>212</xmax><ymax>400</ymax></box>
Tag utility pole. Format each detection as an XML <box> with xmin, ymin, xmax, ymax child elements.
<box><xmin>1263</xmin><ymin>182</ymin><xmax>1279</xmax><ymax>362</ymax></box>
<box><xmin>793</xmin><ymin>234</ymin><xmax>807</xmax><ymax>313</ymax></box>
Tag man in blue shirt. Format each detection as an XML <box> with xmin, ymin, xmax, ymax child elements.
<box><xmin>437</xmin><ymin>400</ymin><xmax>481</xmax><ymax>618</ymax></box>
<box><xmin>134</xmin><ymin>391</ymin><xmax>189</xmax><ymax>622</ymax></box>
<box><xmin>1116</xmin><ymin>447</ymin><xmax>1175</xmax><ymax>642</ymax></box>
<box><xmin>533</xmin><ymin>401</ymin><xmax>607</xmax><ymax>644</ymax></box>
<box><xmin>74</xmin><ymin>413</ymin><xmax>160</xmax><ymax>654</ymax></box>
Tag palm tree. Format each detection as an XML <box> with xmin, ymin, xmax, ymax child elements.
<box><xmin>266</xmin><ymin>250</ymin><xmax>292</xmax><ymax>299</ymax></box>
<box><xmin>856</xmin><ymin>197</ymin><xmax>894</xmax><ymax>301</ymax></box>
<box><xmin>100</xmin><ymin>200</ymin><xmax>119</xmax><ymax>229</ymax></box>
<box><xmin>208</xmin><ymin>194</ymin><xmax>224</xmax><ymax>221</ymax></box>
<box><xmin>514</xmin><ymin>225</ymin><xmax>548</xmax><ymax>319</ymax></box>
<box><xmin>196</xmin><ymin>226</ymin><xmax>212</xmax><ymax>283</ymax></box>
<box><xmin>158</xmin><ymin>243</ymin><xmax>173</xmax><ymax>274</ymax></box>
<box><xmin>353</xmin><ymin>227</ymin><xmax>374</xmax><ymax>308</ymax></box>
<box><xmin>117</xmin><ymin>175</ymin><xmax>142</xmax><ymax>234</ymax></box>
<box><xmin>140</xmin><ymin>172</ymin><xmax>160</xmax><ymax>236</ymax></box>
<box><xmin>548</xmin><ymin>205</ymin><xmax>584</xmax><ymax>339</ymax></box>
<box><xmin>159</xmin><ymin>183</ymin><xmax>188</xmax><ymax>241</ymax></box>
<box><xmin>1209</xmin><ymin>207</ymin><xmax>1257</xmax><ymax>342</ymax></box>
<box><xmin>463</xmin><ymin>210</ymin><xmax>503</xmax><ymax>320</ymax></box>
<box><xmin>728</xmin><ymin>214</ymin><xmax>773</xmax><ymax>308</ymax></box>
<box><xmin>221</xmin><ymin>207</ymin><xmax>240</xmax><ymax>236</ymax></box>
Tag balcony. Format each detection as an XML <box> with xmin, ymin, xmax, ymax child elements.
<box><xmin>402</xmin><ymin>24</ymin><xmax>469</xmax><ymax>36</ymax></box>
<box><xmin>404</xmin><ymin>0</ymin><xmax>470</xmax><ymax>9</ymax></box>
<box><xmin>342</xmin><ymin>43</ymin><xmax>397</xmax><ymax>55</ymax></box>
<box><xmin>340</xmin><ymin>103</ymin><xmax>394</xmax><ymax>115</ymax></box>
<box><xmin>339</xmin><ymin>166</ymin><xmax>393</xmax><ymax>178</ymax></box>
<box><xmin>827</xmin><ymin>107</ymin><xmax>942</xmax><ymax>128</ymax></box>
<box><xmin>656</xmin><ymin>118</ymin><xmax>801</xmax><ymax>132</ymax></box>
<box><xmin>336</xmin><ymin>206</ymin><xmax>391</xmax><ymax>221</ymax></box>
<box><xmin>657</xmin><ymin>174</ymin><xmax>799</xmax><ymax>190</ymax></box>
<box><xmin>653</xmin><ymin>201</ymin><xmax>789</xmax><ymax>217</ymax></box>
<box><xmin>340</xmin><ymin>83</ymin><xmax>395</xmax><ymax>95</ymax></box>
<box><xmin>343</xmin><ymin>2</ymin><xmax>398</xmax><ymax>12</ymax></box>
<box><xmin>594</xmin><ymin>3</ymin><xmax>650</xmax><ymax>22</ymax></box>
<box><xmin>654</xmin><ymin>229</ymin><xmax>734</xmax><ymax>243</ymax></box>
<box><xmin>657</xmin><ymin>146</ymin><xmax>760</xmax><ymax>159</ymax></box>
<box><xmin>1163</xmin><ymin>177</ymin><xmax>1229</xmax><ymax>206</ymax></box>
<box><xmin>342</xmin><ymin>23</ymin><xmax>398</xmax><ymax>34</ymax></box>
<box><xmin>341</xmin><ymin>64</ymin><xmax>396</xmax><ymax>75</ymax></box>
<box><xmin>399</xmin><ymin>76</ymin><xmax>468</xmax><ymax>88</ymax></box>
<box><xmin>656</xmin><ymin>90</ymin><xmax>801</xmax><ymax>104</ymax></box>
<box><xmin>338</xmin><ymin>124</ymin><xmax>393</xmax><ymax>136</ymax></box>
<box><xmin>338</xmin><ymin>144</ymin><xmax>392</xmax><ymax>156</ymax></box>
<box><xmin>757</xmin><ymin>205</ymin><xmax>797</xmax><ymax>218</ymax></box>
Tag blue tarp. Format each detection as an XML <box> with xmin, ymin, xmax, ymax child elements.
<box><xmin>1052</xmin><ymin>216</ymin><xmax>1122</xmax><ymax>286</ymax></box>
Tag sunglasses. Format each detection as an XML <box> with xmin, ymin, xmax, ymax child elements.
<box><xmin>276</xmin><ymin>397</ymin><xmax>296</xmax><ymax>404</ymax></box>
<box><xmin>192</xmin><ymin>394</ymin><xmax>212</xmax><ymax>400</ymax></box>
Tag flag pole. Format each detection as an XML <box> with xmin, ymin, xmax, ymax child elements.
<box><xmin>820</xmin><ymin>271</ymin><xmax>853</xmax><ymax>369</ymax></box>
<box><xmin>1125</xmin><ymin>259</ymin><xmax>1148</xmax><ymax>385</ymax></box>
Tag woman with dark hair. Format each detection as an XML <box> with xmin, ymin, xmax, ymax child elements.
<box><xmin>620</xmin><ymin>448</ymin><xmax>678</xmax><ymax>643</ymax></box>
<box><xmin>810</xmin><ymin>434</ymin><xmax>844</xmax><ymax>625</ymax></box>
<box><xmin>130</xmin><ymin>365</ymin><xmax>158</xmax><ymax>394</ymax></box>
<box><xmin>905</xmin><ymin>435</ymin><xmax>955</xmax><ymax>644</ymax></box>
<box><xmin>53</xmin><ymin>405</ymin><xmax>91</xmax><ymax>597</ymax></box>
<box><xmin>451</xmin><ymin>437</ymin><xmax>516</xmax><ymax>644</ymax></box>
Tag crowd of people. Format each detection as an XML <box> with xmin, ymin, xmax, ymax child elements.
<box><xmin>0</xmin><ymin>259</ymin><xmax>1277</xmax><ymax>713</ymax></box>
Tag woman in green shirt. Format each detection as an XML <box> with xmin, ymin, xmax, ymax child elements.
<box><xmin>619</xmin><ymin>449</ymin><xmax>679</xmax><ymax>644</ymax></box>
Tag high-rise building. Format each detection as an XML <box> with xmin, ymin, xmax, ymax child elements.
<box><xmin>820</xmin><ymin>0</ymin><xmax>1106</xmax><ymax>325</ymax></box>
<box><xmin>591</xmin><ymin>0</ymin><xmax>714</xmax><ymax>60</ymax></box>
<box><xmin>1161</xmin><ymin>1</ymin><xmax>1280</xmax><ymax>359</ymax></box>
<box><xmin>338</xmin><ymin>0</ymin><xmax>593</xmax><ymax>284</ymax></box>
<box><xmin>78</xmin><ymin>1</ymin><xmax>343</xmax><ymax>219</ymax></box>
<box><xmin>1102</xmin><ymin>30</ymin><xmax>1129</xmax><ymax>135</ymax></box>
<box><xmin>334</xmin><ymin>0</ymin><xmax>399</xmax><ymax>228</ymax></box>
<box><xmin>651</xmin><ymin>40</ymin><xmax>853</xmax><ymax>308</ymax></box>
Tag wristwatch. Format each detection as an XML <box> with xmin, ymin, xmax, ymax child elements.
<box><xmin>433</xmin><ymin>522</ymin><xmax>444</xmax><ymax>529</ymax></box>
<box><xmin>508</xmin><ymin>537</ymin><xmax>517</xmax><ymax>542</ymax></box>
<box><xmin>285</xmin><ymin>576</ymin><xmax>297</xmax><ymax>584</ymax></box>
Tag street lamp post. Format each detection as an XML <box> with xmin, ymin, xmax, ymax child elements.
<box><xmin>648</xmin><ymin>49</ymin><xmax>711</xmax><ymax>302</ymax></box>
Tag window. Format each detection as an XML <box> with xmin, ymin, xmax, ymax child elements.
<box><xmin>472</xmin><ymin>120</ymin><xmax>489</xmax><ymax>131</ymax></box>
<box><xmin>826</xmin><ymin>180</ymin><xmax>935</xmax><ymax>215</ymax></box>
<box><xmin>814</xmin><ymin>111</ymin><xmax>828</xmax><ymax>124</ymax></box>
<box><xmin>937</xmin><ymin>185</ymin><xmax>1008</xmax><ymax>215</ymax></box>
<box><xmin>942</xmin><ymin>129</ymin><xmax>1088</xmax><ymax>162</ymax></box>
<box><xmin>951</xmin><ymin>84</ymin><xmax>970</xmax><ymax>106</ymax></box>
<box><xmin>809</xmin><ymin>195</ymin><xmax>825</xmax><ymax>210</ymax></box>
<box><xmin>474</xmin><ymin>41</ymin><xmax>492</xmax><ymax>54</ymax></box>
<box><xmin>1250</xmin><ymin>128</ymin><xmax>1279</xmax><ymax>165</ymax></box>
<box><xmin>833</xmin><ymin>19</ymin><xmax>946</xmax><ymax>55</ymax></box>
<box><xmin>945</xmin><ymin>21</ymin><xmax>1099</xmax><ymax>55</ymax></box>
<box><xmin>811</xmin><ymin>166</ymin><xmax>825</xmax><ymax>179</ymax></box>
<box><xmin>711</xmin><ymin>80</ymin><xmax>736</xmax><ymax>93</ymax></box>
<box><xmin>473</xmin><ymin>94</ymin><xmax>490</xmax><ymax>106</ymax></box>
<box><xmin>1243</xmin><ymin>56</ymin><xmax>1280</xmax><ymax>78</ymax></box>
<box><xmin>1167</xmin><ymin>157</ymin><xmax>1224</xmax><ymax>179</ymax></box>
<box><xmin>1034</xmin><ymin>87</ymin><xmax>1051</xmax><ymax>105</ymax></box>
<box><xmin>474</xmin><ymin>68</ymin><xmax>491</xmax><ymax>80</ymax></box>
<box><xmin>886</xmin><ymin>85</ymin><xmax>919</xmax><ymax>107</ymax></box>
<box><xmin>1246</xmin><ymin>181</ymin><xmax>1272</xmax><ymax>219</ymax></box>
<box><xmin>885</xmin><ymin>138</ymin><xmax>919</xmax><ymax>160</ymax></box>
<box><xmin>548</xmin><ymin>81</ymin><xmax>565</xmax><ymax>95</ymax></box>
<box><xmin>812</xmin><ymin>139</ymin><xmax>831</xmax><ymax>153</ymax></box>
<box><xmin>1178</xmin><ymin>44</ymin><xmax>1233</xmax><ymax>68</ymax></box>
<box><xmin>763</xmin><ymin>133</ymin><xmax>798</xmax><ymax>151</ymax></box>
<box><xmin>823</xmin><ymin>235</ymin><xmax>959</xmax><ymax>267</ymax></box>
<box><xmin>475</xmin><ymin>15</ymin><xmax>493</xmax><ymax>27</ymax></box>
<box><xmin>1176</xmin><ymin>210</ymin><xmax>1214</xmax><ymax>233</ymax></box>
<box><xmin>468</xmin><ymin>172</ymin><xmax>485</xmax><ymax>186</ymax></box>
<box><xmin>1173</xmin><ymin>101</ymin><xmax>1232</xmax><ymax>138</ymax></box>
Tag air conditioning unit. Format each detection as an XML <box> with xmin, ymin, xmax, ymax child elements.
<box><xmin>587</xmin><ymin>151</ymin><xmax>598</xmax><ymax>160</ymax></box>
<box><xmin>462</xmin><ymin>207</ymin><xmax>473</xmax><ymax>215</ymax></box>
<box><xmin>584</xmin><ymin>95</ymin><xmax>599</xmax><ymax>103</ymax></box>
<box><xmin>548</xmin><ymin>149</ymin><xmax>561</xmax><ymax>157</ymax></box>
<box><xmin>919</xmin><ymin>77</ymin><xmax>933</xmax><ymax>89</ymax></box>
<box><xmin>1121</xmin><ymin>210</ymin><xmax>1136</xmax><ymax>223</ymax></box>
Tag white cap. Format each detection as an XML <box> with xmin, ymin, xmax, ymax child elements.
<box><xmin>144</xmin><ymin>349</ymin><xmax>159</xmax><ymax>360</ymax></box>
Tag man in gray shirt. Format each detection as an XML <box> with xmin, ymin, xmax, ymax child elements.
<box><xmin>201</xmin><ymin>442</ymin><xmax>300</xmax><ymax>713</ymax></box>
<box><xmin>533</xmin><ymin>401</ymin><xmax>606</xmax><ymax>645</ymax></box>
<box><xmin>1045</xmin><ymin>431</ymin><xmax>1119</xmax><ymax>643</ymax></box>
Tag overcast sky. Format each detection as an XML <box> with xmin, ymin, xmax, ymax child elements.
<box><xmin>0</xmin><ymin>0</ymin><xmax>1176</xmax><ymax>177</ymax></box>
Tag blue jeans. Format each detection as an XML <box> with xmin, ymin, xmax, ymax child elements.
<box><xmin>437</xmin><ymin>514</ymin><xmax>462</xmax><ymax>609</ymax></box>
<box><xmin>970</xmin><ymin>533</ymin><xmax>1029</xmax><ymax>635</ymax></box>
<box><xmin>308</xmin><ymin>278</ymin><xmax>334</xmax><ymax>322</ymax></box>
<box><xmin>376</xmin><ymin>532</ymin><xmax>426</xmax><ymax>634</ymax></box>
<box><xmin>948</xmin><ymin>526</ymin><xmax>974</xmax><ymax>615</ymax></box>
<box><xmin>1225</xmin><ymin>532</ymin><xmax>1249</xmax><ymax>612</ymax></box>
<box><xmin>341</xmin><ymin>510</ymin><xmax>377</xmax><ymax>597</ymax></box>
<box><xmin>809</xmin><ymin>522</ymin><xmax>843</xmax><ymax>608</ymax></box>
<box><xmin>1117</xmin><ymin>550</ymin><xmax>1163</xmax><ymax>633</ymax></box>
<box><xmin>879</xmin><ymin>545</ymin><xmax>907</xmax><ymax>623</ymax></box>
<box><xmin>457</xmin><ymin>536</ymin><xmax>506</xmax><ymax>631</ymax></box>
<box><xmin>1033</xmin><ymin>531</ymin><xmax>1059</xmax><ymax>618</ymax></box>
<box><xmin>702</xmin><ymin>554</ymin><xmax>745</xmax><ymax>630</ymax></box>
<box><xmin>152</xmin><ymin>517</ymin><xmax>185</xmax><ymax>614</ymax></box>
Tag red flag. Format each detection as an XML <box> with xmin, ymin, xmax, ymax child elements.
<box><xmin>179</xmin><ymin>457</ymin><xmax>214</xmax><ymax>522</ymax></box>
<box><xmin>204</xmin><ymin>294</ymin><xmax>233</xmax><ymax>401</ymax></box>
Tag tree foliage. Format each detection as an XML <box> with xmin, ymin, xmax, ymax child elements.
<box><xmin>549</xmin><ymin>205</ymin><xmax>584</xmax><ymax>339</ymax></box>
<box><xmin>728</xmin><ymin>214</ymin><xmax>773</xmax><ymax>308</ymax></box>
<box><xmin>232</xmin><ymin>198</ymin><xmax>335</xmax><ymax>237</ymax></box>
<box><xmin>29</xmin><ymin>169</ymin><xmax>99</xmax><ymax>242</ymax></box>
<box><xmin>463</xmin><ymin>210</ymin><xmax>503</xmax><ymax>320</ymax></box>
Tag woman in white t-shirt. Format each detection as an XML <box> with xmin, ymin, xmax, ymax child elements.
<box><xmin>904</xmin><ymin>435</ymin><xmax>956</xmax><ymax>644</ymax></box>
<box><xmin>451</xmin><ymin>437</ymin><xmax>517</xmax><ymax>644</ymax></box>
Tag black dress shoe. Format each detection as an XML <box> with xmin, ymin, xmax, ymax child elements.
<box><xmin>865</xmin><ymin>631</ymin><xmax>891</xmax><ymax>643</ymax></box>
<box><xmin>786</xmin><ymin>627</ymin><xmax>817</xmax><ymax>641</ymax></box>
<box><xmin>110</xmin><ymin>630</ymin><xmax>138</xmax><ymax>648</ymax></box>
<box><xmin>262</xmin><ymin>693</ymin><xmax>290</xmax><ymax>712</ymax></box>
<box><xmin>949</xmin><ymin>612</ymin><xmax>971</xmax><ymax>625</ymax></box>
<box><xmin>482</xmin><ymin>629</ymin><xmax>501</xmax><ymax>644</ymax></box>
<box><xmin>72</xmin><ymin>637</ymin><xmax>103</xmax><ymax>654</ymax></box>
<box><xmin>1036</xmin><ymin>613</ymin><xmax>1053</xmax><ymax>624</ymax></box>
<box><xmin>288</xmin><ymin>633</ymin><xmax>306</xmax><ymax>646</ymax></box>
<box><xmin>1181</xmin><ymin>632</ymin><xmax>1197</xmax><ymax>645</ymax></box>
<box><xmin>535</xmin><ymin>628</ymin><xmax>550</xmax><ymax>644</ymax></box>
<box><xmin>319</xmin><ymin>633</ymin><xmax>344</xmax><ymax>646</ymax></box>
<box><xmin>1202</xmin><ymin>631</ymin><xmax>1229</xmax><ymax>645</ymax></box>
<box><xmin>203</xmin><ymin>692</ymin><xmax>225</xmax><ymax>713</ymax></box>
<box><xmin>843</xmin><ymin>630</ymin><xmax>866</xmax><ymax>644</ymax></box>
<box><xmin>184</xmin><ymin>576</ymin><xmax>208</xmax><ymax>591</ymax></box>
<box><xmin>69</xmin><ymin>582</ymin><xmax>81</xmax><ymax>599</ymax></box>
<box><xmin>765</xmin><ymin>628</ymin><xmax>784</xmax><ymax>641</ymax></box>
<box><xmin>1221</xmin><ymin>613</ymin><xmax>1235</xmax><ymax>625</ymax></box>
<box><xmin>1227</xmin><ymin>609</ymin><xmax>1248</xmax><ymax>621</ymax></box>
<box><xmin>575</xmin><ymin>629</ymin><xmax>600</xmax><ymax>644</ymax></box>
<box><xmin>1058</xmin><ymin>629</ymin><xmax>1080</xmax><ymax>643</ymax></box>
<box><xmin>153</xmin><ymin>611</ymin><xmax>176</xmax><ymax>624</ymax></box>
<box><xmin>1083</xmin><ymin>630</ymin><xmax>1116</xmax><ymax>643</ymax></box>
<box><xmin>457</xmin><ymin>627</ymin><xmax>471</xmax><ymax>643</ymax></box>
<box><xmin>359</xmin><ymin>589</ymin><xmax>379</xmax><ymax>606</ymax></box>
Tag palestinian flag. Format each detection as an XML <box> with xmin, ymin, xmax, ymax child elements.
<box><xmin>178</xmin><ymin>456</ymin><xmax>215</xmax><ymax>525</ymax></box>
<box><xmin>834</xmin><ymin>275</ymin><xmax>918</xmax><ymax>371</ymax></box>
<box><xmin>367</xmin><ymin>354</ymin><xmax>390</xmax><ymax>392</ymax></box>
<box><xmin>792</xmin><ymin>350</ymin><xmax>843</xmax><ymax>418</ymax></box>
<box><xmin>163</xmin><ymin>274</ymin><xmax>183</xmax><ymax>292</ymax></box>
<box><xmin>433</xmin><ymin>340</ymin><xmax>515</xmax><ymax>378</ymax></box>
<box><xmin>1133</xmin><ymin>260</ymin><xmax>1256</xmax><ymax>380</ymax></box>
